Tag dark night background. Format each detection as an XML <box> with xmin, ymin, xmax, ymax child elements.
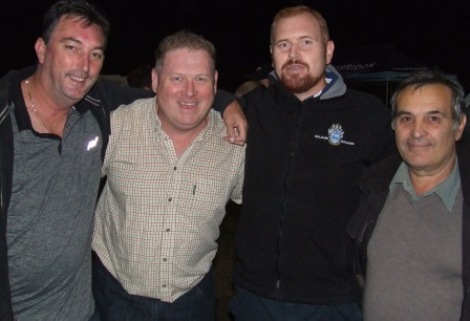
<box><xmin>1</xmin><ymin>0</ymin><xmax>470</xmax><ymax>93</ymax></box>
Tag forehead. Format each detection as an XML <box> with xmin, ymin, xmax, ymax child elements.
<box><xmin>396</xmin><ymin>84</ymin><xmax>453</xmax><ymax>114</ymax></box>
<box><xmin>162</xmin><ymin>48</ymin><xmax>212</xmax><ymax>71</ymax></box>
<box><xmin>51</xmin><ymin>15</ymin><xmax>105</xmax><ymax>44</ymax></box>
<box><xmin>273</xmin><ymin>13</ymin><xmax>321</xmax><ymax>41</ymax></box>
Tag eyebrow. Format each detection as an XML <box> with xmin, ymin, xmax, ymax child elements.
<box><xmin>395</xmin><ymin>109</ymin><xmax>446</xmax><ymax>117</ymax></box>
<box><xmin>60</xmin><ymin>37</ymin><xmax>105</xmax><ymax>51</ymax></box>
<box><xmin>275</xmin><ymin>35</ymin><xmax>314</xmax><ymax>44</ymax></box>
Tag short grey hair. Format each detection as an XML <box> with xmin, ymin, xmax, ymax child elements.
<box><xmin>390</xmin><ymin>69</ymin><xmax>465</xmax><ymax>129</ymax></box>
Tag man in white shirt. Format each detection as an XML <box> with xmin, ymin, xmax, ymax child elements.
<box><xmin>91</xmin><ymin>31</ymin><xmax>245</xmax><ymax>321</ymax></box>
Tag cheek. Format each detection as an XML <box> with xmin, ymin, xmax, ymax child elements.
<box><xmin>440</xmin><ymin>132</ymin><xmax>457</xmax><ymax>147</ymax></box>
<box><xmin>308</xmin><ymin>55</ymin><xmax>325</xmax><ymax>68</ymax></box>
<box><xmin>90</xmin><ymin>60</ymin><xmax>104</xmax><ymax>74</ymax></box>
<box><xmin>159</xmin><ymin>83</ymin><xmax>179</xmax><ymax>96</ymax></box>
<box><xmin>45</xmin><ymin>51</ymin><xmax>63</xmax><ymax>67</ymax></box>
<box><xmin>395</xmin><ymin>130</ymin><xmax>408</xmax><ymax>144</ymax></box>
<box><xmin>199</xmin><ymin>86</ymin><xmax>215</xmax><ymax>98</ymax></box>
<box><xmin>272</xmin><ymin>53</ymin><xmax>286</xmax><ymax>70</ymax></box>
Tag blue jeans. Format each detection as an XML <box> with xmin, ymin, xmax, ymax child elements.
<box><xmin>230</xmin><ymin>285</ymin><xmax>363</xmax><ymax>321</ymax></box>
<box><xmin>92</xmin><ymin>253</ymin><xmax>216</xmax><ymax>321</ymax></box>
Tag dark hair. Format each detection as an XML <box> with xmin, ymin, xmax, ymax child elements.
<box><xmin>42</xmin><ymin>0</ymin><xmax>110</xmax><ymax>47</ymax></box>
<box><xmin>154</xmin><ymin>30</ymin><xmax>216</xmax><ymax>72</ymax></box>
<box><xmin>390</xmin><ymin>69</ymin><xmax>465</xmax><ymax>128</ymax></box>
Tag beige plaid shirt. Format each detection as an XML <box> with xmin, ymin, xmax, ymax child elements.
<box><xmin>92</xmin><ymin>98</ymin><xmax>245</xmax><ymax>302</ymax></box>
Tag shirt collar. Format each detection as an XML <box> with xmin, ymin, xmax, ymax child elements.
<box><xmin>11</xmin><ymin>74</ymin><xmax>85</xmax><ymax>132</ymax></box>
<box><xmin>390</xmin><ymin>160</ymin><xmax>460</xmax><ymax>212</ymax></box>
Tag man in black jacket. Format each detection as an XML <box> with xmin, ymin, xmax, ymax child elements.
<box><xmin>0</xmin><ymin>1</ymin><xmax>245</xmax><ymax>320</ymax></box>
<box><xmin>230</xmin><ymin>5</ymin><xmax>393</xmax><ymax>321</ymax></box>
<box><xmin>347</xmin><ymin>70</ymin><xmax>469</xmax><ymax>321</ymax></box>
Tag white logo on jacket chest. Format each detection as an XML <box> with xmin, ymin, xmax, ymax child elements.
<box><xmin>314</xmin><ymin>123</ymin><xmax>355</xmax><ymax>146</ymax></box>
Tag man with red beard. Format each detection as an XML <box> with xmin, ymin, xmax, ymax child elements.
<box><xmin>231</xmin><ymin>5</ymin><xmax>394</xmax><ymax>321</ymax></box>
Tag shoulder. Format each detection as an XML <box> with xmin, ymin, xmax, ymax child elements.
<box><xmin>111</xmin><ymin>97</ymin><xmax>155</xmax><ymax>124</ymax></box>
<box><xmin>92</xmin><ymin>80</ymin><xmax>154</xmax><ymax>111</ymax></box>
<box><xmin>209</xmin><ymin>110</ymin><xmax>246</xmax><ymax>152</ymax></box>
<box><xmin>0</xmin><ymin>70</ymin><xmax>19</xmax><ymax>104</ymax></box>
<box><xmin>362</xmin><ymin>152</ymin><xmax>402</xmax><ymax>187</ymax></box>
<box><xmin>242</xmin><ymin>83</ymin><xmax>291</xmax><ymax>110</ymax></box>
<box><xmin>345</xmin><ymin>88</ymin><xmax>386</xmax><ymax>107</ymax></box>
<box><xmin>340</xmin><ymin>89</ymin><xmax>391</xmax><ymax>123</ymax></box>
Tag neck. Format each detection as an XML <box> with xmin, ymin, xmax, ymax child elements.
<box><xmin>408</xmin><ymin>155</ymin><xmax>457</xmax><ymax>195</ymax></box>
<box><xmin>294</xmin><ymin>78</ymin><xmax>327</xmax><ymax>102</ymax></box>
<box><xmin>22</xmin><ymin>75</ymin><xmax>71</xmax><ymax>136</ymax></box>
<box><xmin>156</xmin><ymin>100</ymin><xmax>209</xmax><ymax>158</ymax></box>
<box><xmin>165</xmin><ymin>122</ymin><xmax>208</xmax><ymax>158</ymax></box>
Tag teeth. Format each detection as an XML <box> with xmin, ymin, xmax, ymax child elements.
<box><xmin>180</xmin><ymin>102</ymin><xmax>196</xmax><ymax>107</ymax></box>
<box><xmin>286</xmin><ymin>65</ymin><xmax>303</xmax><ymax>71</ymax></box>
<box><xmin>70</xmin><ymin>76</ymin><xmax>85</xmax><ymax>82</ymax></box>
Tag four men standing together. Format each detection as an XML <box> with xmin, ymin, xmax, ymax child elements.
<box><xmin>0</xmin><ymin>1</ymin><xmax>468</xmax><ymax>321</ymax></box>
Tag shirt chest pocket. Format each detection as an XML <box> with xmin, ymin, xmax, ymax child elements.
<box><xmin>177</xmin><ymin>175</ymin><xmax>231</xmax><ymax>222</ymax></box>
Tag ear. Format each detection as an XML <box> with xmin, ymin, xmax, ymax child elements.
<box><xmin>35</xmin><ymin>38</ymin><xmax>47</xmax><ymax>64</ymax></box>
<box><xmin>325</xmin><ymin>40</ymin><xmax>335</xmax><ymax>64</ymax></box>
<box><xmin>213</xmin><ymin>70</ymin><xmax>218</xmax><ymax>92</ymax></box>
<box><xmin>455</xmin><ymin>114</ymin><xmax>467</xmax><ymax>141</ymax></box>
<box><xmin>151</xmin><ymin>68</ymin><xmax>158</xmax><ymax>94</ymax></box>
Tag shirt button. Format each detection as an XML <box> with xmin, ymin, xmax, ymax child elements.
<box><xmin>162</xmin><ymin>284</ymin><xmax>167</xmax><ymax>288</ymax></box>
<box><xmin>166</xmin><ymin>228</ymin><xmax>170</xmax><ymax>232</ymax></box>
<box><xmin>168</xmin><ymin>197</ymin><xmax>172</xmax><ymax>202</ymax></box>
<box><xmin>163</xmin><ymin>258</ymin><xmax>167</xmax><ymax>262</ymax></box>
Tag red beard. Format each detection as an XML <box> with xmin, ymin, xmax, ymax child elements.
<box><xmin>279</xmin><ymin>59</ymin><xmax>323</xmax><ymax>94</ymax></box>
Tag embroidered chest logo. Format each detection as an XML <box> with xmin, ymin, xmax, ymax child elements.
<box><xmin>328</xmin><ymin>124</ymin><xmax>343</xmax><ymax>146</ymax></box>
<box><xmin>314</xmin><ymin>123</ymin><xmax>355</xmax><ymax>146</ymax></box>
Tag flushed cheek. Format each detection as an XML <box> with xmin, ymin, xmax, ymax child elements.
<box><xmin>88</xmin><ymin>71</ymin><xmax>100</xmax><ymax>83</ymax></box>
<box><xmin>90</xmin><ymin>63</ymin><xmax>103</xmax><ymax>77</ymax></box>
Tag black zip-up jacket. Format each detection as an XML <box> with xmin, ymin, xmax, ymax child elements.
<box><xmin>233</xmin><ymin>65</ymin><xmax>394</xmax><ymax>304</ymax></box>
<box><xmin>347</xmin><ymin>143</ymin><xmax>470</xmax><ymax>320</ymax></box>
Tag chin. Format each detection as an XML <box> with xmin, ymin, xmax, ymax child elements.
<box><xmin>281</xmin><ymin>75</ymin><xmax>322</xmax><ymax>93</ymax></box>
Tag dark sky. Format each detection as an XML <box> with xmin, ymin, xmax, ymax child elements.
<box><xmin>2</xmin><ymin>0</ymin><xmax>470</xmax><ymax>92</ymax></box>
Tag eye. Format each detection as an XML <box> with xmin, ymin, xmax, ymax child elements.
<box><xmin>398</xmin><ymin>115</ymin><xmax>412</xmax><ymax>124</ymax></box>
<box><xmin>427</xmin><ymin>115</ymin><xmax>442</xmax><ymax>124</ymax></box>
<box><xmin>65</xmin><ymin>44</ymin><xmax>77</xmax><ymax>51</ymax></box>
<box><xmin>301</xmin><ymin>39</ymin><xmax>313</xmax><ymax>46</ymax></box>
<box><xmin>196</xmin><ymin>76</ymin><xmax>209</xmax><ymax>83</ymax></box>
<box><xmin>276</xmin><ymin>41</ymin><xmax>291</xmax><ymax>50</ymax></box>
<box><xmin>91</xmin><ymin>51</ymin><xmax>104</xmax><ymax>61</ymax></box>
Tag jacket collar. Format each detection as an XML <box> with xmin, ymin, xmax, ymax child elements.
<box><xmin>361</xmin><ymin>143</ymin><xmax>470</xmax><ymax>205</ymax></box>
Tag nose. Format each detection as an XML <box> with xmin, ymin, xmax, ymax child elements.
<box><xmin>80</xmin><ymin>53</ymin><xmax>90</xmax><ymax>73</ymax></box>
<box><xmin>289</xmin><ymin>43</ymin><xmax>300</xmax><ymax>60</ymax></box>
<box><xmin>185</xmin><ymin>80</ymin><xmax>196</xmax><ymax>97</ymax></box>
<box><xmin>410</xmin><ymin>119</ymin><xmax>426</xmax><ymax>138</ymax></box>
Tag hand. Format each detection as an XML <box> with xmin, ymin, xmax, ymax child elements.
<box><xmin>222</xmin><ymin>100</ymin><xmax>247</xmax><ymax>146</ymax></box>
